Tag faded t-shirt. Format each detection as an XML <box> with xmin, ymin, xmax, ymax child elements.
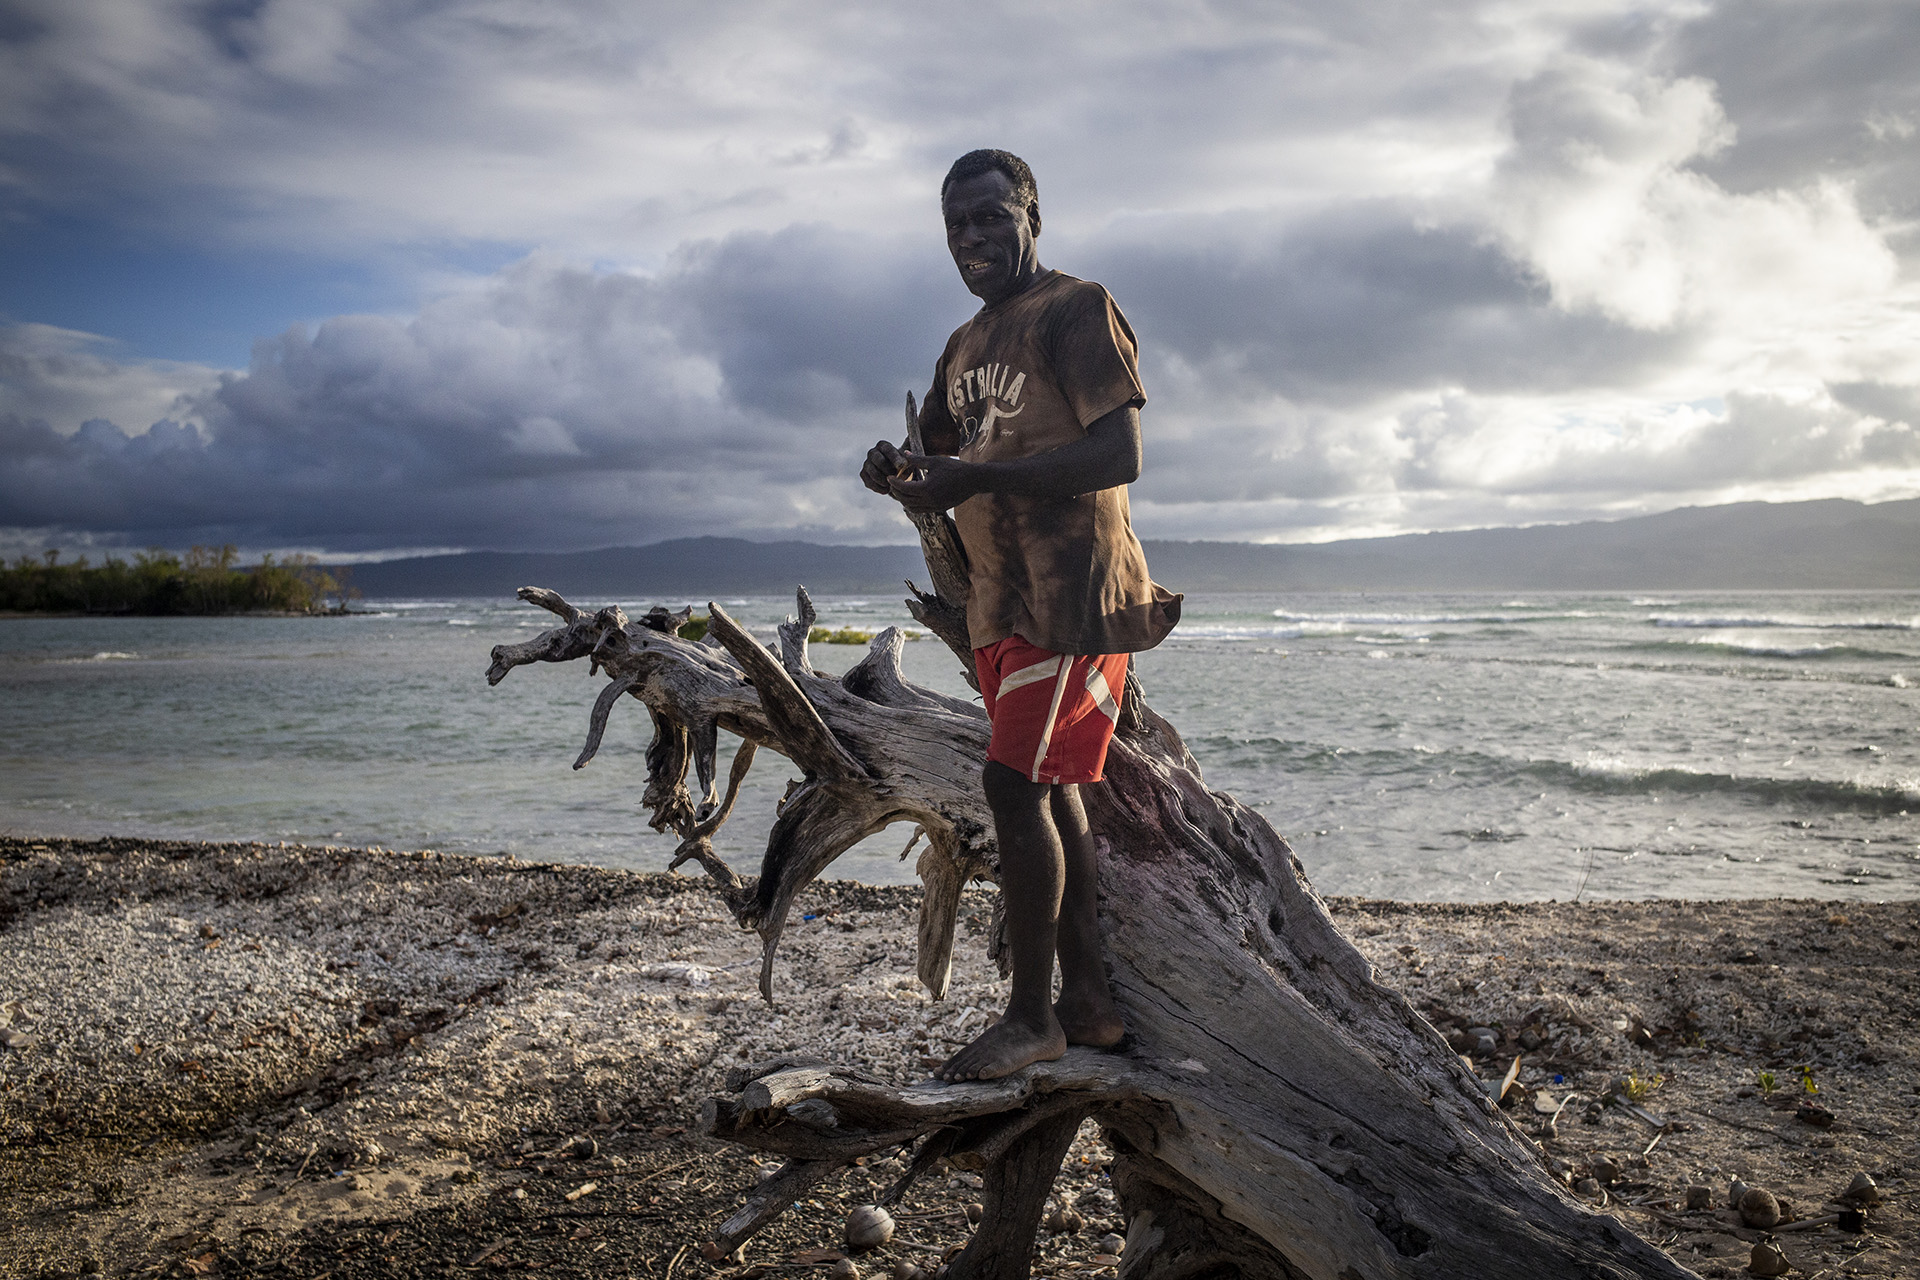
<box><xmin>918</xmin><ymin>270</ymin><xmax>1181</xmax><ymax>656</ymax></box>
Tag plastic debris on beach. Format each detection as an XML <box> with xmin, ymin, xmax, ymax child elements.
<box><xmin>639</xmin><ymin>961</ymin><xmax>713</xmax><ymax>986</ymax></box>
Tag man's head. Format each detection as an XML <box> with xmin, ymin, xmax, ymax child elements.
<box><xmin>941</xmin><ymin>149</ymin><xmax>1043</xmax><ymax>306</ymax></box>
<box><xmin>941</xmin><ymin>149</ymin><xmax>1038</xmax><ymax>213</ymax></box>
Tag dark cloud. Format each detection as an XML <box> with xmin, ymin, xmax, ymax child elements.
<box><xmin>1086</xmin><ymin>206</ymin><xmax>1680</xmax><ymax>408</ymax></box>
<box><xmin>1831</xmin><ymin>380</ymin><xmax>1920</xmax><ymax>428</ymax></box>
<box><xmin>0</xmin><ymin>234</ymin><xmax>974</xmax><ymax>551</ymax></box>
<box><xmin>661</xmin><ymin>226</ymin><xmax>962</xmax><ymax>417</ymax></box>
<box><xmin>1665</xmin><ymin>0</ymin><xmax>1920</xmax><ymax>231</ymax></box>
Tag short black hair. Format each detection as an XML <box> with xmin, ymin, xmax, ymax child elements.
<box><xmin>941</xmin><ymin>149</ymin><xmax>1038</xmax><ymax>211</ymax></box>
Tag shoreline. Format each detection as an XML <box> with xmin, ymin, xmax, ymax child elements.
<box><xmin>0</xmin><ymin>610</ymin><xmax>368</xmax><ymax>620</ymax></box>
<box><xmin>4</xmin><ymin>836</ymin><xmax>1915</xmax><ymax>1279</ymax></box>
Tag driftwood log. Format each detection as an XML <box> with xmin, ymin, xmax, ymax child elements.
<box><xmin>484</xmin><ymin>530</ymin><xmax>1698</xmax><ymax>1280</ymax></box>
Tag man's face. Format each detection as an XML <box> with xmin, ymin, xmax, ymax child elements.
<box><xmin>942</xmin><ymin>169</ymin><xmax>1041</xmax><ymax>305</ymax></box>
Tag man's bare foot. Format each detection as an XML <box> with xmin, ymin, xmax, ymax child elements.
<box><xmin>1054</xmin><ymin>997</ymin><xmax>1126</xmax><ymax>1049</ymax></box>
<box><xmin>935</xmin><ymin>1016</ymin><xmax>1067</xmax><ymax>1082</ymax></box>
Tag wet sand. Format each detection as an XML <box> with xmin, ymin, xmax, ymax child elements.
<box><xmin>3</xmin><ymin>836</ymin><xmax>1914</xmax><ymax>1279</ymax></box>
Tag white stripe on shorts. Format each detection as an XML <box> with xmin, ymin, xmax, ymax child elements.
<box><xmin>1084</xmin><ymin>666</ymin><xmax>1119</xmax><ymax>723</ymax></box>
<box><xmin>997</xmin><ymin>654</ymin><xmax>1063</xmax><ymax>697</ymax></box>
<box><xmin>1030</xmin><ymin>657</ymin><xmax>1075</xmax><ymax>781</ymax></box>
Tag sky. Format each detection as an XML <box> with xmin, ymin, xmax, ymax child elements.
<box><xmin>1</xmin><ymin>0</ymin><xmax>1918</xmax><ymax>558</ymax></box>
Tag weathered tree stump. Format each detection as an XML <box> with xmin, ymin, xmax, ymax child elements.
<box><xmin>486</xmin><ymin>562</ymin><xmax>1697</xmax><ymax>1280</ymax></box>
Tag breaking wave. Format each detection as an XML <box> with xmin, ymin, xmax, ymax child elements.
<box><xmin>1649</xmin><ymin>613</ymin><xmax>1920</xmax><ymax>631</ymax></box>
<box><xmin>1271</xmin><ymin>609</ymin><xmax>1601</xmax><ymax>626</ymax></box>
<box><xmin>1189</xmin><ymin>733</ymin><xmax>1919</xmax><ymax>813</ymax></box>
<box><xmin>1543</xmin><ymin>758</ymin><xmax>1919</xmax><ymax>812</ymax></box>
<box><xmin>1631</xmin><ymin>638</ymin><xmax>1911</xmax><ymax>661</ymax></box>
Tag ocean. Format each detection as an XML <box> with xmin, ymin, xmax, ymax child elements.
<box><xmin>2</xmin><ymin>590</ymin><xmax>1915</xmax><ymax>901</ymax></box>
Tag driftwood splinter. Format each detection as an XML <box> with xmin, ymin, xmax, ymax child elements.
<box><xmin>486</xmin><ymin>558</ymin><xmax>1697</xmax><ymax>1280</ymax></box>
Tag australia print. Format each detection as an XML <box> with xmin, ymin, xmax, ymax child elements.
<box><xmin>947</xmin><ymin>360</ymin><xmax>1029</xmax><ymax>449</ymax></box>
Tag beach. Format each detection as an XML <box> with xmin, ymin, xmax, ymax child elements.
<box><xmin>3</xmin><ymin>836</ymin><xmax>1914</xmax><ymax>1279</ymax></box>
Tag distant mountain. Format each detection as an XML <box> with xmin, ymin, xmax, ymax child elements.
<box><xmin>341</xmin><ymin>538</ymin><xmax>927</xmax><ymax>600</ymax></box>
<box><xmin>340</xmin><ymin>498</ymin><xmax>1920</xmax><ymax>599</ymax></box>
<box><xmin>1143</xmin><ymin>498</ymin><xmax>1920</xmax><ymax>592</ymax></box>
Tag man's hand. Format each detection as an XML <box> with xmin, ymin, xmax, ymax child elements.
<box><xmin>888</xmin><ymin>452</ymin><xmax>981</xmax><ymax>512</ymax></box>
<box><xmin>860</xmin><ymin>404</ymin><xmax>1141</xmax><ymax>510</ymax></box>
<box><xmin>860</xmin><ymin>440</ymin><xmax>909</xmax><ymax>495</ymax></box>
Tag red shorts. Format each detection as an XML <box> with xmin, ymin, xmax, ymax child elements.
<box><xmin>975</xmin><ymin>636</ymin><xmax>1129</xmax><ymax>785</ymax></box>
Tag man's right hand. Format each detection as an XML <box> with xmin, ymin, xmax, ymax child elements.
<box><xmin>860</xmin><ymin>439</ymin><xmax>908</xmax><ymax>495</ymax></box>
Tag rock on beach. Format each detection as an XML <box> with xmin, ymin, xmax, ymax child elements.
<box><xmin>2</xmin><ymin>835</ymin><xmax>1917</xmax><ymax>1279</ymax></box>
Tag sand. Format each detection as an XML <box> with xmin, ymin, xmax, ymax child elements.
<box><xmin>2</xmin><ymin>835</ymin><xmax>1914</xmax><ymax>1280</ymax></box>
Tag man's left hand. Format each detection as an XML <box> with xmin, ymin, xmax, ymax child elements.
<box><xmin>888</xmin><ymin>452</ymin><xmax>980</xmax><ymax>512</ymax></box>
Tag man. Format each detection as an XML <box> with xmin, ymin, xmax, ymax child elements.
<box><xmin>860</xmin><ymin>149</ymin><xmax>1181</xmax><ymax>1082</ymax></box>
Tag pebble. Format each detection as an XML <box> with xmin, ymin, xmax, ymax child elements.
<box><xmin>1045</xmin><ymin>1207</ymin><xmax>1084</xmax><ymax>1234</ymax></box>
<box><xmin>891</xmin><ymin>1261</ymin><xmax>923</xmax><ymax>1280</ymax></box>
<box><xmin>965</xmin><ymin>1202</ymin><xmax>984</xmax><ymax>1225</ymax></box>
<box><xmin>1738</xmin><ymin>1186</ymin><xmax>1781</xmax><ymax>1230</ymax></box>
<box><xmin>1573</xmin><ymin>1177</ymin><xmax>1603</xmax><ymax>1201</ymax></box>
<box><xmin>1747</xmin><ymin>1241</ymin><xmax>1790</xmax><ymax>1277</ymax></box>
<box><xmin>1097</xmin><ymin>1234</ymin><xmax>1126</xmax><ymax>1255</ymax></box>
<box><xmin>1728</xmin><ymin>1179</ymin><xmax>1752</xmax><ymax>1210</ymax></box>
<box><xmin>569</xmin><ymin>1134</ymin><xmax>598</xmax><ymax>1160</ymax></box>
<box><xmin>845</xmin><ymin>1205</ymin><xmax>895</xmax><ymax>1251</ymax></box>
<box><xmin>831</xmin><ymin>1260</ymin><xmax>859</xmax><ymax>1280</ymax></box>
<box><xmin>0</xmin><ymin>1028</ymin><xmax>35</xmax><ymax>1050</ymax></box>
<box><xmin>1843</xmin><ymin>1171</ymin><xmax>1882</xmax><ymax>1204</ymax></box>
<box><xmin>1466</xmin><ymin>1026</ymin><xmax>1498</xmax><ymax>1056</ymax></box>
<box><xmin>1684</xmin><ymin>1184</ymin><xmax>1713</xmax><ymax>1211</ymax></box>
<box><xmin>1589</xmin><ymin>1155</ymin><xmax>1621</xmax><ymax>1185</ymax></box>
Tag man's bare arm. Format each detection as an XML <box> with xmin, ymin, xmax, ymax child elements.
<box><xmin>885</xmin><ymin>404</ymin><xmax>1141</xmax><ymax>512</ymax></box>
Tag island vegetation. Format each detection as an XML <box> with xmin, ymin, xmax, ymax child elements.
<box><xmin>672</xmin><ymin>615</ymin><xmax>912</xmax><ymax>646</ymax></box>
<box><xmin>0</xmin><ymin>546</ymin><xmax>359</xmax><ymax>616</ymax></box>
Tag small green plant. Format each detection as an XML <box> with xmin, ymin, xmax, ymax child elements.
<box><xmin>808</xmin><ymin>626</ymin><xmax>877</xmax><ymax>645</ymax></box>
<box><xmin>1622</xmin><ymin>1070</ymin><xmax>1664</xmax><ymax>1101</ymax></box>
<box><xmin>677</xmin><ymin>615</ymin><xmax>709</xmax><ymax>642</ymax></box>
<box><xmin>1800</xmin><ymin>1064</ymin><xmax>1819</xmax><ymax>1095</ymax></box>
<box><xmin>1757</xmin><ymin>1069</ymin><xmax>1778</xmax><ymax>1094</ymax></box>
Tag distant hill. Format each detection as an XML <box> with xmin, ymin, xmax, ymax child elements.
<box><xmin>1143</xmin><ymin>498</ymin><xmax>1920</xmax><ymax>592</ymax></box>
<box><xmin>341</xmin><ymin>539</ymin><xmax>927</xmax><ymax>600</ymax></box>
<box><xmin>340</xmin><ymin>498</ymin><xmax>1920</xmax><ymax>599</ymax></box>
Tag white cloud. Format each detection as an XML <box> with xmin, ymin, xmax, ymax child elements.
<box><xmin>0</xmin><ymin>323</ymin><xmax>218</xmax><ymax>434</ymax></box>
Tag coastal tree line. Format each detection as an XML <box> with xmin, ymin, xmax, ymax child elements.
<box><xmin>0</xmin><ymin>546</ymin><xmax>358</xmax><ymax>615</ymax></box>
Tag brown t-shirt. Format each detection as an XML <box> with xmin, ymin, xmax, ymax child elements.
<box><xmin>919</xmin><ymin>270</ymin><xmax>1181</xmax><ymax>656</ymax></box>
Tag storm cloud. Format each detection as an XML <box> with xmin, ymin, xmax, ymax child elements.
<box><xmin>2</xmin><ymin>0</ymin><xmax>1917</xmax><ymax>554</ymax></box>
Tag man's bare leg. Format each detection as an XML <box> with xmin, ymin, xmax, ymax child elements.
<box><xmin>936</xmin><ymin>761</ymin><xmax>1070</xmax><ymax>1081</ymax></box>
<box><xmin>1049</xmin><ymin>784</ymin><xmax>1125</xmax><ymax>1047</ymax></box>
